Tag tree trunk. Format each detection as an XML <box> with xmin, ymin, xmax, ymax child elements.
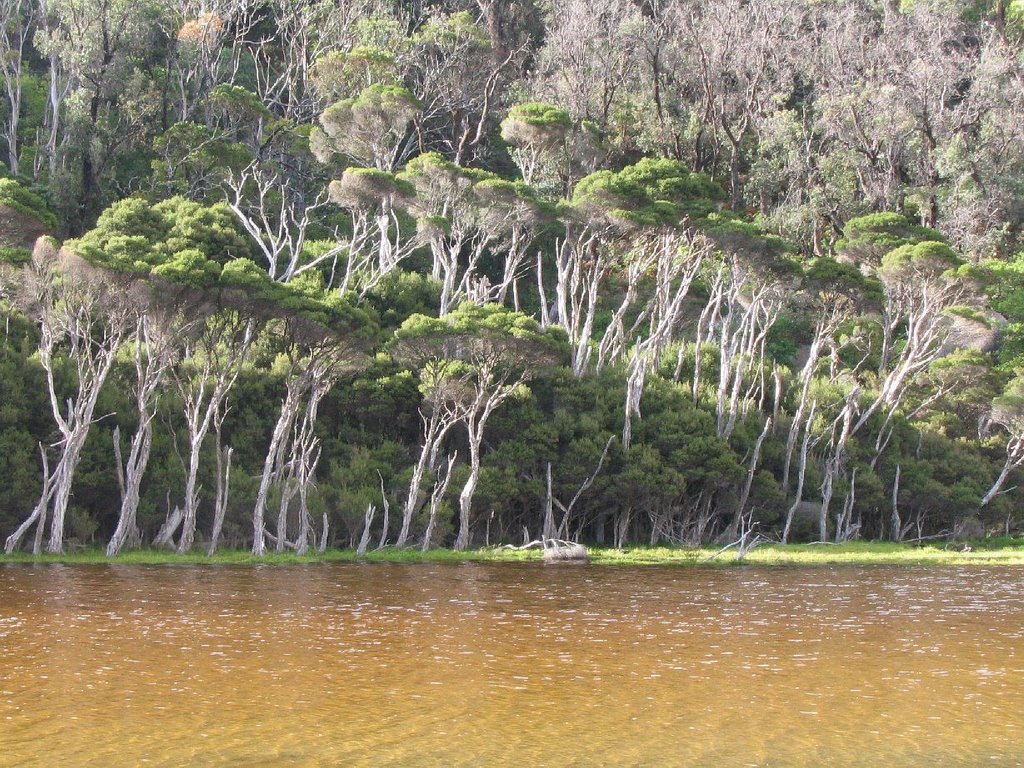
<box><xmin>455</xmin><ymin>432</ymin><xmax>481</xmax><ymax>551</ymax></box>
<box><xmin>252</xmin><ymin>387</ymin><xmax>302</xmax><ymax>555</ymax></box>
<box><xmin>422</xmin><ymin>454</ymin><xmax>456</xmax><ymax>552</ymax></box>
<box><xmin>177</xmin><ymin>432</ymin><xmax>205</xmax><ymax>553</ymax></box>
<box><xmin>107</xmin><ymin>423</ymin><xmax>154</xmax><ymax>557</ymax></box>
<box><xmin>783</xmin><ymin>402</ymin><xmax>816</xmax><ymax>543</ymax></box>
<box><xmin>728</xmin><ymin>417</ymin><xmax>771</xmax><ymax>540</ymax></box>
<box><xmin>890</xmin><ymin>464</ymin><xmax>902</xmax><ymax>542</ymax></box>
<box><xmin>356</xmin><ymin>504</ymin><xmax>375</xmax><ymax>556</ymax></box>
<box><xmin>208</xmin><ymin>445</ymin><xmax>232</xmax><ymax>556</ymax></box>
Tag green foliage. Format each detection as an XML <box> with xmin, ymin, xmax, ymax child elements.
<box><xmin>572</xmin><ymin>159</ymin><xmax>727</xmax><ymax>230</ymax></box>
<box><xmin>74</xmin><ymin>196</ymin><xmax>251</xmax><ymax>272</ymax></box>
<box><xmin>880</xmin><ymin>240</ymin><xmax>964</xmax><ymax>276</ymax></box>
<box><xmin>313</xmin><ymin>84</ymin><xmax>421</xmax><ymax>169</ymax></box>
<box><xmin>3</xmin><ymin>0</ymin><xmax>1024</xmax><ymax>554</ymax></box>
<box><xmin>837</xmin><ymin>213</ymin><xmax>945</xmax><ymax>268</ymax></box>
<box><xmin>0</xmin><ymin>178</ymin><xmax>58</xmax><ymax>231</ymax></box>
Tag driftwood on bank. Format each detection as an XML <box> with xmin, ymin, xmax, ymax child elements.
<box><xmin>503</xmin><ymin>537</ymin><xmax>589</xmax><ymax>562</ymax></box>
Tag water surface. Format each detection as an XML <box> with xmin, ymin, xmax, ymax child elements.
<box><xmin>1</xmin><ymin>563</ymin><xmax>1022</xmax><ymax>766</ymax></box>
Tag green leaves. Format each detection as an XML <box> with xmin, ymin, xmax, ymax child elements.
<box><xmin>328</xmin><ymin>168</ymin><xmax>414</xmax><ymax>211</ymax></box>
<box><xmin>837</xmin><ymin>213</ymin><xmax>946</xmax><ymax>269</ymax></box>
<box><xmin>72</xmin><ymin>197</ymin><xmax>251</xmax><ymax>273</ymax></box>
<box><xmin>392</xmin><ymin>303</ymin><xmax>569</xmax><ymax>374</ymax></box>
<box><xmin>879</xmin><ymin>240</ymin><xmax>964</xmax><ymax>278</ymax></box>
<box><xmin>313</xmin><ymin>85</ymin><xmax>421</xmax><ymax>170</ymax></box>
<box><xmin>151</xmin><ymin>248</ymin><xmax>221</xmax><ymax>289</ymax></box>
<box><xmin>501</xmin><ymin>103</ymin><xmax>573</xmax><ymax>150</ymax></box>
<box><xmin>0</xmin><ymin>179</ymin><xmax>57</xmax><ymax>231</ymax></box>
<box><xmin>571</xmin><ymin>158</ymin><xmax>726</xmax><ymax>230</ymax></box>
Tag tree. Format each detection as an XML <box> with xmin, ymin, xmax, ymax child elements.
<box><xmin>981</xmin><ymin>376</ymin><xmax>1024</xmax><ymax>507</ymax></box>
<box><xmin>106</xmin><ymin>302</ymin><xmax>190</xmax><ymax>556</ymax></box>
<box><xmin>392</xmin><ymin>303</ymin><xmax>566</xmax><ymax>549</ymax></box>
<box><xmin>312</xmin><ymin>84</ymin><xmax>421</xmax><ymax>172</ymax></box>
<box><xmin>4</xmin><ymin>240</ymin><xmax>134</xmax><ymax>553</ymax></box>
<box><xmin>250</xmin><ymin>276</ymin><xmax>373</xmax><ymax>555</ymax></box>
<box><xmin>0</xmin><ymin>0</ymin><xmax>34</xmax><ymax>176</ymax></box>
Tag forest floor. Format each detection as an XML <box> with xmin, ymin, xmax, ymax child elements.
<box><xmin>2</xmin><ymin>540</ymin><xmax>1024</xmax><ymax>566</ymax></box>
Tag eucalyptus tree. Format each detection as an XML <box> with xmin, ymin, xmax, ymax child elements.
<box><xmin>3</xmin><ymin>239</ymin><xmax>135</xmax><ymax>554</ymax></box>
<box><xmin>471</xmin><ymin>178</ymin><xmax>554</xmax><ymax>308</ymax></box>
<box><xmin>398</xmin><ymin>152</ymin><xmax>505</xmax><ymax>315</ymax></box>
<box><xmin>107</xmin><ymin>301</ymin><xmax>190</xmax><ymax>556</ymax></box>
<box><xmin>810</xmin><ymin>239</ymin><xmax>975</xmax><ymax>541</ymax></box>
<box><xmin>326</xmin><ymin>167</ymin><xmax>417</xmax><ymax>296</ymax></box>
<box><xmin>0</xmin><ymin>0</ymin><xmax>33</xmax><ymax>176</ymax></box>
<box><xmin>500</xmin><ymin>103</ymin><xmax>574</xmax><ymax>188</ymax></box>
<box><xmin>529</xmin><ymin>0</ymin><xmax>642</xmax><ymax>143</ymax></box>
<box><xmin>31</xmin><ymin>0</ymin><xmax>171</xmax><ymax>225</ymax></box>
<box><xmin>167</xmin><ymin>0</ymin><xmax>258</xmax><ymax>122</ymax></box>
<box><xmin>158</xmin><ymin>257</ymin><xmax>259</xmax><ymax>553</ymax></box>
<box><xmin>551</xmin><ymin>158</ymin><xmax>727</xmax><ymax>449</ymax></box>
<box><xmin>243</xmin><ymin>0</ymin><xmax>378</xmax><ymax>120</ymax></box>
<box><xmin>682</xmin><ymin>0</ymin><xmax>795</xmax><ymax>210</ymax></box>
<box><xmin>250</xmin><ymin>275</ymin><xmax>374</xmax><ymax>555</ymax></box>
<box><xmin>312</xmin><ymin>84</ymin><xmax>422</xmax><ymax>172</ymax></box>
<box><xmin>71</xmin><ymin>195</ymin><xmax>259</xmax><ymax>553</ymax></box>
<box><xmin>406</xmin><ymin>10</ymin><xmax>522</xmax><ymax>165</ymax></box>
<box><xmin>981</xmin><ymin>377</ymin><xmax>1024</xmax><ymax>507</ymax></box>
<box><xmin>393</xmin><ymin>303</ymin><xmax>567</xmax><ymax>549</ymax></box>
<box><xmin>781</xmin><ymin>258</ymin><xmax>868</xmax><ymax>491</ymax></box>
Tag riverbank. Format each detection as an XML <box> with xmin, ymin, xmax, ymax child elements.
<box><xmin>3</xmin><ymin>540</ymin><xmax>1024</xmax><ymax>566</ymax></box>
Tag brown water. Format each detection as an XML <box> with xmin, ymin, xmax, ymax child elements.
<box><xmin>1</xmin><ymin>564</ymin><xmax>1022</xmax><ymax>767</ymax></box>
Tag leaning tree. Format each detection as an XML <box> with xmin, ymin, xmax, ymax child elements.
<box><xmin>4</xmin><ymin>239</ymin><xmax>135</xmax><ymax>554</ymax></box>
<box><xmin>250</xmin><ymin>273</ymin><xmax>375</xmax><ymax>556</ymax></box>
<box><xmin>392</xmin><ymin>303</ymin><xmax>567</xmax><ymax>550</ymax></box>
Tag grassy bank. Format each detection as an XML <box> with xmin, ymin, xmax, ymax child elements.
<box><xmin>2</xmin><ymin>540</ymin><xmax>1024</xmax><ymax>566</ymax></box>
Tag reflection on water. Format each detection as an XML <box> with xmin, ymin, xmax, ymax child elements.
<box><xmin>1</xmin><ymin>563</ymin><xmax>1022</xmax><ymax>767</ymax></box>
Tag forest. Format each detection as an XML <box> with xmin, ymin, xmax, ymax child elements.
<box><xmin>1</xmin><ymin>0</ymin><xmax>1024</xmax><ymax>556</ymax></box>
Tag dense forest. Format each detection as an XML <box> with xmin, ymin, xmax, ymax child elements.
<box><xmin>1</xmin><ymin>0</ymin><xmax>1024</xmax><ymax>555</ymax></box>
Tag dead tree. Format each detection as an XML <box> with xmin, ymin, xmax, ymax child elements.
<box><xmin>356</xmin><ymin>503</ymin><xmax>375</xmax><ymax>556</ymax></box>
<box><xmin>543</xmin><ymin>435</ymin><xmax>614</xmax><ymax>540</ymax></box>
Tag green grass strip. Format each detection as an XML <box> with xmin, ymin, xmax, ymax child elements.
<box><xmin>2</xmin><ymin>540</ymin><xmax>1024</xmax><ymax>567</ymax></box>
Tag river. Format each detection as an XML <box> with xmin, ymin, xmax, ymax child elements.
<box><xmin>1</xmin><ymin>563</ymin><xmax>1022</xmax><ymax>766</ymax></box>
